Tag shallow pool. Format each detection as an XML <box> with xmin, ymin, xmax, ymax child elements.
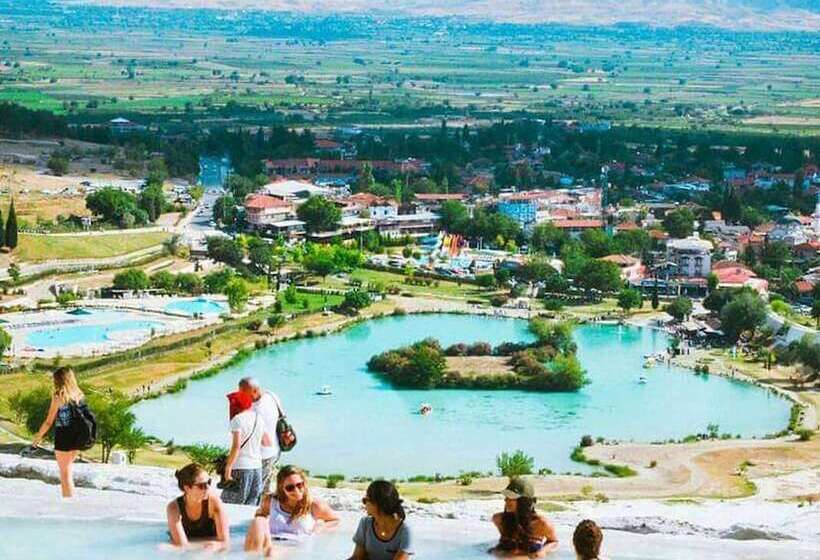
<box><xmin>0</xmin><ymin>517</ymin><xmax>566</xmax><ymax>560</ymax></box>
<box><xmin>164</xmin><ymin>297</ymin><xmax>228</xmax><ymax>316</ymax></box>
<box><xmin>132</xmin><ymin>316</ymin><xmax>791</xmax><ymax>477</ymax></box>
<box><xmin>23</xmin><ymin>311</ymin><xmax>166</xmax><ymax>350</ymax></box>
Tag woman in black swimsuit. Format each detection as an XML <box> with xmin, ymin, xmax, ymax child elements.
<box><xmin>165</xmin><ymin>463</ymin><xmax>230</xmax><ymax>551</ymax></box>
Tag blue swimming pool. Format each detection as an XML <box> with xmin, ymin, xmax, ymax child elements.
<box><xmin>24</xmin><ymin>311</ymin><xmax>165</xmax><ymax>350</ymax></box>
<box><xmin>164</xmin><ymin>298</ymin><xmax>228</xmax><ymax>316</ymax></box>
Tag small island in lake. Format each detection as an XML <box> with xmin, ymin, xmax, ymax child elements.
<box><xmin>367</xmin><ymin>319</ymin><xmax>588</xmax><ymax>391</ymax></box>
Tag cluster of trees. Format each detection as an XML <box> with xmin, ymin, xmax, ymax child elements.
<box><xmin>0</xmin><ymin>102</ymin><xmax>67</xmax><ymax>138</ymax></box>
<box><xmin>704</xmin><ymin>287</ymin><xmax>767</xmax><ymax>343</ymax></box>
<box><xmin>8</xmin><ymin>386</ymin><xmax>147</xmax><ymax>463</ymax></box>
<box><xmin>86</xmin><ymin>184</ymin><xmax>166</xmax><ymax>228</ymax></box>
<box><xmin>296</xmin><ymin>196</ymin><xmax>342</xmax><ymax>234</ymax></box>
<box><xmin>300</xmin><ymin>243</ymin><xmax>364</xmax><ymax>279</ymax></box>
<box><xmin>438</xmin><ymin>201</ymin><xmax>521</xmax><ymax>250</ymax></box>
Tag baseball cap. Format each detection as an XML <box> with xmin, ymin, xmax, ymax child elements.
<box><xmin>502</xmin><ymin>477</ymin><xmax>535</xmax><ymax>500</ymax></box>
<box><xmin>227</xmin><ymin>391</ymin><xmax>253</xmax><ymax>419</ymax></box>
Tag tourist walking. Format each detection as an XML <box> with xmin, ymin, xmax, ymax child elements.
<box><xmin>31</xmin><ymin>367</ymin><xmax>96</xmax><ymax>498</ymax></box>
<box><xmin>490</xmin><ymin>478</ymin><xmax>558</xmax><ymax>557</ymax></box>
<box><xmin>347</xmin><ymin>480</ymin><xmax>414</xmax><ymax>560</ymax></box>
<box><xmin>245</xmin><ymin>465</ymin><xmax>339</xmax><ymax>556</ymax></box>
<box><xmin>165</xmin><ymin>463</ymin><xmax>230</xmax><ymax>552</ymax></box>
<box><xmin>220</xmin><ymin>390</ymin><xmax>269</xmax><ymax>505</ymax></box>
<box><xmin>573</xmin><ymin>519</ymin><xmax>606</xmax><ymax>560</ymax></box>
<box><xmin>238</xmin><ymin>376</ymin><xmax>291</xmax><ymax>492</ymax></box>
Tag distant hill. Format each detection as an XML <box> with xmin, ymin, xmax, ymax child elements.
<box><xmin>60</xmin><ymin>1</ymin><xmax>820</xmax><ymax>31</ymax></box>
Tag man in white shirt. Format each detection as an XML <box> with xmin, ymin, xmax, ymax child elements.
<box><xmin>239</xmin><ymin>377</ymin><xmax>283</xmax><ymax>493</ymax></box>
<box><xmin>221</xmin><ymin>390</ymin><xmax>268</xmax><ymax>505</ymax></box>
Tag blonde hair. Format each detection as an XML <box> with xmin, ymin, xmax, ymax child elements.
<box><xmin>258</xmin><ymin>465</ymin><xmax>312</xmax><ymax>520</ymax></box>
<box><xmin>52</xmin><ymin>367</ymin><xmax>84</xmax><ymax>405</ymax></box>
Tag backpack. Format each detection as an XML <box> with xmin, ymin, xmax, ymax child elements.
<box><xmin>67</xmin><ymin>402</ymin><xmax>97</xmax><ymax>451</ymax></box>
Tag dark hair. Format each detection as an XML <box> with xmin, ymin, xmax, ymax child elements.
<box><xmin>501</xmin><ymin>496</ymin><xmax>536</xmax><ymax>541</ymax></box>
<box><xmin>573</xmin><ymin>519</ymin><xmax>603</xmax><ymax>560</ymax></box>
<box><xmin>175</xmin><ymin>463</ymin><xmax>207</xmax><ymax>491</ymax></box>
<box><xmin>366</xmin><ymin>480</ymin><xmax>406</xmax><ymax>520</ymax></box>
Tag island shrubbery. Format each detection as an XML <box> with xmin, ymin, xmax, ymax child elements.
<box><xmin>367</xmin><ymin>319</ymin><xmax>588</xmax><ymax>392</ymax></box>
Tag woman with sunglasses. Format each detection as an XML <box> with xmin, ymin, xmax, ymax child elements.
<box><xmin>348</xmin><ymin>480</ymin><xmax>414</xmax><ymax>560</ymax></box>
<box><xmin>245</xmin><ymin>465</ymin><xmax>339</xmax><ymax>556</ymax></box>
<box><xmin>490</xmin><ymin>478</ymin><xmax>558</xmax><ymax>558</ymax></box>
<box><xmin>165</xmin><ymin>463</ymin><xmax>230</xmax><ymax>551</ymax></box>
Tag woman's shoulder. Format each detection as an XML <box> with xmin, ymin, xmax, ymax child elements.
<box><xmin>166</xmin><ymin>497</ymin><xmax>182</xmax><ymax>514</ymax></box>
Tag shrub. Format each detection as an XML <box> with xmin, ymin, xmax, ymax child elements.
<box><xmin>796</xmin><ymin>429</ymin><xmax>813</xmax><ymax>442</ymax></box>
<box><xmin>580</xmin><ymin>435</ymin><xmax>594</xmax><ymax>448</ymax></box>
<box><xmin>325</xmin><ymin>474</ymin><xmax>345</xmax><ymax>489</ymax></box>
<box><xmin>183</xmin><ymin>443</ymin><xmax>228</xmax><ymax>471</ymax></box>
<box><xmin>490</xmin><ymin>294</ymin><xmax>509</xmax><ymax>307</ymax></box>
<box><xmin>496</xmin><ymin>450</ymin><xmax>534</xmax><ymax>478</ymax></box>
<box><xmin>542</xmin><ymin>298</ymin><xmax>564</xmax><ymax>311</ymax></box>
<box><xmin>457</xmin><ymin>473</ymin><xmax>474</xmax><ymax>486</ymax></box>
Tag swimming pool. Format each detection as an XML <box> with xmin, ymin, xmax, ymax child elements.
<box><xmin>164</xmin><ymin>297</ymin><xmax>228</xmax><ymax>316</ymax></box>
<box><xmin>132</xmin><ymin>315</ymin><xmax>791</xmax><ymax>478</ymax></box>
<box><xmin>22</xmin><ymin>310</ymin><xmax>167</xmax><ymax>350</ymax></box>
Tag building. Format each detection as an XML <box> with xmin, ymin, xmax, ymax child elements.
<box><xmin>711</xmin><ymin>261</ymin><xmax>768</xmax><ymax>296</ymax></box>
<box><xmin>767</xmin><ymin>214</ymin><xmax>808</xmax><ymax>246</ymax></box>
<box><xmin>413</xmin><ymin>193</ymin><xmax>466</xmax><ymax>214</ymax></box>
<box><xmin>244</xmin><ymin>194</ymin><xmax>294</xmax><ymax>230</ymax></box>
<box><xmin>262</xmin><ymin>180</ymin><xmax>331</xmax><ymax>203</ymax></box>
<box><xmin>346</xmin><ymin>193</ymin><xmax>398</xmax><ymax>221</ymax></box>
<box><xmin>599</xmin><ymin>255</ymin><xmax>646</xmax><ymax>284</ymax></box>
<box><xmin>108</xmin><ymin>117</ymin><xmax>145</xmax><ymax>135</ymax></box>
<box><xmin>376</xmin><ymin>213</ymin><xmax>439</xmax><ymax>238</ymax></box>
<box><xmin>497</xmin><ymin>197</ymin><xmax>537</xmax><ymax>231</ymax></box>
<box><xmin>666</xmin><ymin>235</ymin><xmax>713</xmax><ymax>278</ymax></box>
<box><xmin>551</xmin><ymin>219</ymin><xmax>605</xmax><ymax>240</ymax></box>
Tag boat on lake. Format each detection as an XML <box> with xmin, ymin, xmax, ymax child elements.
<box><xmin>316</xmin><ymin>385</ymin><xmax>333</xmax><ymax>396</ymax></box>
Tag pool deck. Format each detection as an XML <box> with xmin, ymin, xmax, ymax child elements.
<box><xmin>0</xmin><ymin>454</ymin><xmax>818</xmax><ymax>559</ymax></box>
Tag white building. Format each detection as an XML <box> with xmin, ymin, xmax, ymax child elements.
<box><xmin>666</xmin><ymin>235</ymin><xmax>713</xmax><ymax>278</ymax></box>
<box><xmin>262</xmin><ymin>180</ymin><xmax>331</xmax><ymax>203</ymax></box>
<box><xmin>768</xmin><ymin>214</ymin><xmax>808</xmax><ymax>246</ymax></box>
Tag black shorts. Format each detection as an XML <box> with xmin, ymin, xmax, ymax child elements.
<box><xmin>54</xmin><ymin>427</ymin><xmax>79</xmax><ymax>452</ymax></box>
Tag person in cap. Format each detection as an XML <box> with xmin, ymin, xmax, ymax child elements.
<box><xmin>490</xmin><ymin>477</ymin><xmax>558</xmax><ymax>557</ymax></box>
<box><xmin>573</xmin><ymin>519</ymin><xmax>605</xmax><ymax>560</ymax></box>
<box><xmin>221</xmin><ymin>390</ymin><xmax>270</xmax><ymax>505</ymax></box>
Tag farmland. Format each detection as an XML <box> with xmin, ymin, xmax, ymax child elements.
<box><xmin>0</xmin><ymin>2</ymin><xmax>818</xmax><ymax>134</ymax></box>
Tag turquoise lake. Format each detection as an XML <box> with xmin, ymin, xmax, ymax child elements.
<box><xmin>132</xmin><ymin>315</ymin><xmax>791</xmax><ymax>477</ymax></box>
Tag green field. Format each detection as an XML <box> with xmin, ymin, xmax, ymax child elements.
<box><xmin>13</xmin><ymin>231</ymin><xmax>170</xmax><ymax>262</ymax></box>
<box><xmin>0</xmin><ymin>6</ymin><xmax>817</xmax><ymax>133</ymax></box>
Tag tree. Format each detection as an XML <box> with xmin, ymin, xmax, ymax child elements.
<box><xmin>302</xmin><ymin>247</ymin><xmax>337</xmax><ymax>279</ymax></box>
<box><xmin>225</xmin><ymin>277</ymin><xmax>250</xmax><ymax>313</ymax></box>
<box><xmin>356</xmin><ymin>162</ymin><xmax>375</xmax><ymax>193</ymax></box>
<box><xmin>213</xmin><ymin>195</ymin><xmax>237</xmax><ymax>226</ymax></box>
<box><xmin>87</xmin><ymin>392</ymin><xmax>137</xmax><ymax>463</ymax></box>
<box><xmin>651</xmin><ymin>281</ymin><xmax>659</xmax><ymax>310</ymax></box>
<box><xmin>665</xmin><ymin>296</ymin><xmax>693</xmax><ymax>321</ymax></box>
<box><xmin>516</xmin><ymin>257</ymin><xmax>558</xmax><ymax>283</ymax></box>
<box><xmin>8</xmin><ymin>262</ymin><xmax>20</xmax><ymax>283</ymax></box>
<box><xmin>0</xmin><ymin>327</ymin><xmax>11</xmax><ymax>356</ymax></box>
<box><xmin>7</xmin><ymin>386</ymin><xmax>52</xmax><ymax>435</ymax></box>
<box><xmin>496</xmin><ymin>451</ymin><xmax>534</xmax><ymax>478</ymax></box>
<box><xmin>150</xmin><ymin>270</ymin><xmax>176</xmax><ymax>293</ymax></box>
<box><xmin>146</xmin><ymin>157</ymin><xmax>168</xmax><ymax>186</ymax></box>
<box><xmin>183</xmin><ymin>443</ymin><xmax>228</xmax><ymax>472</ymax></box>
<box><xmin>112</xmin><ymin>268</ymin><xmax>149</xmax><ymax>291</ymax></box>
<box><xmin>47</xmin><ymin>154</ymin><xmax>70</xmax><ymax>176</ymax></box>
<box><xmin>204</xmin><ymin>268</ymin><xmax>235</xmax><ymax>294</ymax></box>
<box><xmin>175</xmin><ymin>272</ymin><xmax>203</xmax><ymax>295</ymax></box>
<box><xmin>267</xmin><ymin>313</ymin><xmax>286</xmax><ymax>333</ymax></box>
<box><xmin>85</xmin><ymin>187</ymin><xmax>145</xmax><ymax>228</ymax></box>
<box><xmin>120</xmin><ymin>427</ymin><xmax>148</xmax><ymax>464</ymax></box>
<box><xmin>704</xmin><ymin>288</ymin><xmax>734</xmax><ymax>313</ymax></box>
<box><xmin>720</xmin><ymin>291</ymin><xmax>766</xmax><ymax>343</ymax></box>
<box><xmin>339</xmin><ymin>289</ymin><xmax>372</xmax><ymax>314</ymax></box>
<box><xmin>662</xmin><ymin>208</ymin><xmax>695</xmax><ymax>238</ymax></box>
<box><xmin>617</xmin><ymin>288</ymin><xmax>643</xmax><ymax>315</ymax></box>
<box><xmin>528</xmin><ymin>319</ymin><xmax>574</xmax><ymax>353</ymax></box>
<box><xmin>0</xmin><ymin>208</ymin><xmax>5</xmax><ymax>248</ymax></box>
<box><xmin>580</xmin><ymin>229</ymin><xmax>612</xmax><ymax>258</ymax></box>
<box><xmin>811</xmin><ymin>299</ymin><xmax>820</xmax><ymax>328</ymax></box>
<box><xmin>138</xmin><ymin>182</ymin><xmax>166</xmax><ymax>222</ymax></box>
<box><xmin>531</xmin><ymin>222</ymin><xmax>567</xmax><ymax>254</ymax></box>
<box><xmin>206</xmin><ymin>237</ymin><xmax>244</xmax><ymax>268</ymax></box>
<box><xmin>576</xmin><ymin>260</ymin><xmax>622</xmax><ymax>293</ymax></box>
<box><xmin>707</xmin><ymin>273</ymin><xmax>719</xmax><ymax>292</ymax></box>
<box><xmin>296</xmin><ymin>196</ymin><xmax>341</xmax><ymax>233</ymax></box>
<box><xmin>438</xmin><ymin>200</ymin><xmax>469</xmax><ymax>234</ymax></box>
<box><xmin>5</xmin><ymin>199</ymin><xmax>17</xmax><ymax>249</ymax></box>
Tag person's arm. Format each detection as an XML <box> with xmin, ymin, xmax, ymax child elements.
<box><xmin>224</xmin><ymin>430</ymin><xmax>241</xmax><ymax>481</ymax></box>
<box><xmin>311</xmin><ymin>498</ymin><xmax>340</xmax><ymax>525</ymax></box>
<box><xmin>347</xmin><ymin>544</ymin><xmax>368</xmax><ymax>560</ymax></box>
<box><xmin>31</xmin><ymin>397</ymin><xmax>59</xmax><ymax>447</ymax></box>
<box><xmin>207</xmin><ymin>494</ymin><xmax>231</xmax><ymax>549</ymax></box>
<box><xmin>529</xmin><ymin>516</ymin><xmax>559</xmax><ymax>558</ymax></box>
<box><xmin>394</xmin><ymin>553</ymin><xmax>412</xmax><ymax>560</ymax></box>
<box><xmin>166</xmin><ymin>500</ymin><xmax>189</xmax><ymax>547</ymax></box>
<box><xmin>261</xmin><ymin>431</ymin><xmax>272</xmax><ymax>448</ymax></box>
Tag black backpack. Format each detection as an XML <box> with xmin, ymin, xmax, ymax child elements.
<box><xmin>67</xmin><ymin>402</ymin><xmax>97</xmax><ymax>451</ymax></box>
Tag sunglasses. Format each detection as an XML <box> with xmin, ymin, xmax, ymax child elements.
<box><xmin>284</xmin><ymin>482</ymin><xmax>305</xmax><ymax>492</ymax></box>
<box><xmin>192</xmin><ymin>479</ymin><xmax>211</xmax><ymax>490</ymax></box>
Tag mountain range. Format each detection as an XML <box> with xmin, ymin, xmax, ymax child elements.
<box><xmin>60</xmin><ymin>1</ymin><xmax>820</xmax><ymax>31</ymax></box>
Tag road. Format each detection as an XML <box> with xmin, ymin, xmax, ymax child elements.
<box><xmin>178</xmin><ymin>187</ymin><xmax>227</xmax><ymax>252</ymax></box>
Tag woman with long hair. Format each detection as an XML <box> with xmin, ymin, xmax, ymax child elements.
<box><xmin>245</xmin><ymin>465</ymin><xmax>338</xmax><ymax>557</ymax></box>
<box><xmin>491</xmin><ymin>478</ymin><xmax>558</xmax><ymax>557</ymax></box>
<box><xmin>348</xmin><ymin>480</ymin><xmax>414</xmax><ymax>560</ymax></box>
<box><xmin>165</xmin><ymin>463</ymin><xmax>230</xmax><ymax>552</ymax></box>
<box><xmin>31</xmin><ymin>367</ymin><xmax>87</xmax><ymax>498</ymax></box>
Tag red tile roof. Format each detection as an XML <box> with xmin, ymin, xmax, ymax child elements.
<box><xmin>600</xmin><ymin>254</ymin><xmax>639</xmax><ymax>266</ymax></box>
<box><xmin>615</xmin><ymin>221</ymin><xmax>640</xmax><ymax>231</ymax></box>
<box><xmin>244</xmin><ymin>194</ymin><xmax>291</xmax><ymax>210</ymax></box>
<box><xmin>794</xmin><ymin>280</ymin><xmax>814</xmax><ymax>294</ymax></box>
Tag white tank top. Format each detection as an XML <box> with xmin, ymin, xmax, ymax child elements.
<box><xmin>269</xmin><ymin>499</ymin><xmax>317</xmax><ymax>540</ymax></box>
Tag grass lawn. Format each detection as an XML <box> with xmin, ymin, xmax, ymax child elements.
<box><xmin>321</xmin><ymin>268</ymin><xmax>494</xmax><ymax>302</ymax></box>
<box><xmin>280</xmin><ymin>291</ymin><xmax>344</xmax><ymax>314</ymax></box>
<box><xmin>13</xmin><ymin>231</ymin><xmax>170</xmax><ymax>262</ymax></box>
